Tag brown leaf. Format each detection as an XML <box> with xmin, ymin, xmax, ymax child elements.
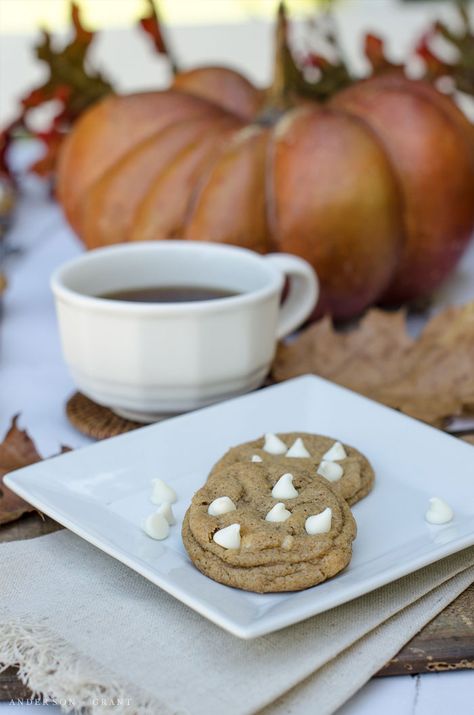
<box><xmin>415</xmin><ymin>5</ymin><xmax>474</xmax><ymax>97</ymax></box>
<box><xmin>364</xmin><ymin>34</ymin><xmax>404</xmax><ymax>75</ymax></box>
<box><xmin>272</xmin><ymin>304</ymin><xmax>474</xmax><ymax>427</ymax></box>
<box><xmin>139</xmin><ymin>0</ymin><xmax>168</xmax><ymax>55</ymax></box>
<box><xmin>273</xmin><ymin>309</ymin><xmax>413</xmax><ymax>393</ymax></box>
<box><xmin>139</xmin><ymin>0</ymin><xmax>178</xmax><ymax>73</ymax></box>
<box><xmin>0</xmin><ymin>416</ymin><xmax>42</xmax><ymax>524</ymax></box>
<box><xmin>1</xmin><ymin>1</ymin><xmax>113</xmax><ymax>181</ymax></box>
<box><xmin>375</xmin><ymin>304</ymin><xmax>474</xmax><ymax>425</ymax></box>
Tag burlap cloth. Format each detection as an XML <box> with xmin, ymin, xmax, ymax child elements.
<box><xmin>1</xmin><ymin>531</ymin><xmax>473</xmax><ymax>714</ymax></box>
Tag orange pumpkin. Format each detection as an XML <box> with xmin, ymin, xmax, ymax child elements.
<box><xmin>57</xmin><ymin>20</ymin><xmax>474</xmax><ymax>319</ymax></box>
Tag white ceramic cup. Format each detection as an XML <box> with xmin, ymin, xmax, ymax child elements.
<box><xmin>51</xmin><ymin>241</ymin><xmax>318</xmax><ymax>421</ymax></box>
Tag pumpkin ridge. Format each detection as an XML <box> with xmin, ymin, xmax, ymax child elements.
<box><xmin>131</xmin><ymin>117</ymin><xmax>243</xmax><ymax>242</ymax></box>
<box><xmin>184</xmin><ymin>125</ymin><xmax>272</xmax><ymax>253</ymax></box>
<box><xmin>350</xmin><ymin>74</ymin><xmax>474</xmax><ymax>170</ymax></box>
<box><xmin>181</xmin><ymin>126</ymin><xmax>266</xmax><ymax>228</ymax></box>
<box><xmin>80</xmin><ymin>115</ymin><xmax>233</xmax><ymax>249</ymax></box>
<box><xmin>172</xmin><ymin>65</ymin><xmax>264</xmax><ymax>121</ymax></box>
<box><xmin>333</xmin><ymin>82</ymin><xmax>474</xmax><ymax>304</ymax></box>
<box><xmin>326</xmin><ymin>103</ymin><xmax>407</xmax><ymax>271</ymax></box>
<box><xmin>269</xmin><ymin>105</ymin><xmax>405</xmax><ymax>318</ymax></box>
<box><xmin>265</xmin><ymin>105</ymin><xmax>317</xmax><ymax>256</ymax></box>
<box><xmin>57</xmin><ymin>90</ymin><xmax>232</xmax><ymax>234</ymax></box>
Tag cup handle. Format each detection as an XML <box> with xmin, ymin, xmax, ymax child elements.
<box><xmin>263</xmin><ymin>253</ymin><xmax>319</xmax><ymax>339</ymax></box>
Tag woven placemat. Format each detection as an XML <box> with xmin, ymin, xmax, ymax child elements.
<box><xmin>66</xmin><ymin>392</ymin><xmax>142</xmax><ymax>440</ymax></box>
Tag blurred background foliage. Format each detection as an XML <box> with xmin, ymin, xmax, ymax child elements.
<box><xmin>0</xmin><ymin>0</ymin><xmax>337</xmax><ymax>33</ymax></box>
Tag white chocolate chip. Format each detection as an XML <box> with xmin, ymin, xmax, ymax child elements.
<box><xmin>143</xmin><ymin>512</ymin><xmax>170</xmax><ymax>540</ymax></box>
<box><xmin>286</xmin><ymin>437</ymin><xmax>311</xmax><ymax>458</ymax></box>
<box><xmin>282</xmin><ymin>535</ymin><xmax>294</xmax><ymax>550</ymax></box>
<box><xmin>251</xmin><ymin>454</ymin><xmax>263</xmax><ymax>463</ymax></box>
<box><xmin>305</xmin><ymin>508</ymin><xmax>332</xmax><ymax>535</ymax></box>
<box><xmin>156</xmin><ymin>502</ymin><xmax>176</xmax><ymax>525</ymax></box>
<box><xmin>208</xmin><ymin>496</ymin><xmax>236</xmax><ymax>516</ymax></box>
<box><xmin>263</xmin><ymin>433</ymin><xmax>287</xmax><ymax>455</ymax></box>
<box><xmin>271</xmin><ymin>473</ymin><xmax>299</xmax><ymax>499</ymax></box>
<box><xmin>322</xmin><ymin>441</ymin><xmax>347</xmax><ymax>461</ymax></box>
<box><xmin>265</xmin><ymin>502</ymin><xmax>292</xmax><ymax>523</ymax></box>
<box><xmin>213</xmin><ymin>523</ymin><xmax>241</xmax><ymax>549</ymax></box>
<box><xmin>317</xmin><ymin>460</ymin><xmax>344</xmax><ymax>482</ymax></box>
<box><xmin>425</xmin><ymin>497</ymin><xmax>454</xmax><ymax>525</ymax></box>
<box><xmin>151</xmin><ymin>478</ymin><xmax>177</xmax><ymax>505</ymax></box>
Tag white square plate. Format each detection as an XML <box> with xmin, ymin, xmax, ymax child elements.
<box><xmin>5</xmin><ymin>376</ymin><xmax>474</xmax><ymax>638</ymax></box>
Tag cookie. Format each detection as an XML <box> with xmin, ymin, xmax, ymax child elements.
<box><xmin>182</xmin><ymin>462</ymin><xmax>357</xmax><ymax>593</ymax></box>
<box><xmin>210</xmin><ymin>432</ymin><xmax>374</xmax><ymax>506</ymax></box>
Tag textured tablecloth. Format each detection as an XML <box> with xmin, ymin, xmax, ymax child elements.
<box><xmin>1</xmin><ymin>530</ymin><xmax>473</xmax><ymax>715</ymax></box>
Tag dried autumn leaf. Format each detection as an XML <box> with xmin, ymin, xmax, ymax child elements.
<box><xmin>32</xmin><ymin>4</ymin><xmax>112</xmax><ymax>119</ymax></box>
<box><xmin>29</xmin><ymin>127</ymin><xmax>65</xmax><ymax>178</ymax></box>
<box><xmin>364</xmin><ymin>34</ymin><xmax>404</xmax><ymax>75</ymax></box>
<box><xmin>273</xmin><ymin>309</ymin><xmax>413</xmax><ymax>393</ymax></box>
<box><xmin>415</xmin><ymin>31</ymin><xmax>452</xmax><ymax>82</ymax></box>
<box><xmin>0</xmin><ymin>416</ymin><xmax>42</xmax><ymax>524</ymax></box>
<box><xmin>0</xmin><ymin>419</ymin><xmax>73</xmax><ymax>526</ymax></box>
<box><xmin>416</xmin><ymin>4</ymin><xmax>474</xmax><ymax>97</ymax></box>
<box><xmin>139</xmin><ymin>0</ymin><xmax>178</xmax><ymax>73</ymax></box>
<box><xmin>1</xmin><ymin>1</ymin><xmax>113</xmax><ymax>181</ymax></box>
<box><xmin>272</xmin><ymin>304</ymin><xmax>474</xmax><ymax>427</ymax></box>
<box><xmin>291</xmin><ymin>7</ymin><xmax>353</xmax><ymax>102</ymax></box>
<box><xmin>139</xmin><ymin>0</ymin><xmax>167</xmax><ymax>54</ymax></box>
<box><xmin>375</xmin><ymin>304</ymin><xmax>474</xmax><ymax>425</ymax></box>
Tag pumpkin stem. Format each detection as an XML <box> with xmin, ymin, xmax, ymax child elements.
<box><xmin>264</xmin><ymin>2</ymin><xmax>302</xmax><ymax>113</ymax></box>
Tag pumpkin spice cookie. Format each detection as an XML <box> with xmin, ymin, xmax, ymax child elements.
<box><xmin>182</xmin><ymin>462</ymin><xmax>356</xmax><ymax>593</ymax></box>
<box><xmin>210</xmin><ymin>432</ymin><xmax>375</xmax><ymax>506</ymax></box>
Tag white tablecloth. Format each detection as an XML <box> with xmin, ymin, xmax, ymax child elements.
<box><xmin>1</xmin><ymin>155</ymin><xmax>473</xmax><ymax>712</ymax></box>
